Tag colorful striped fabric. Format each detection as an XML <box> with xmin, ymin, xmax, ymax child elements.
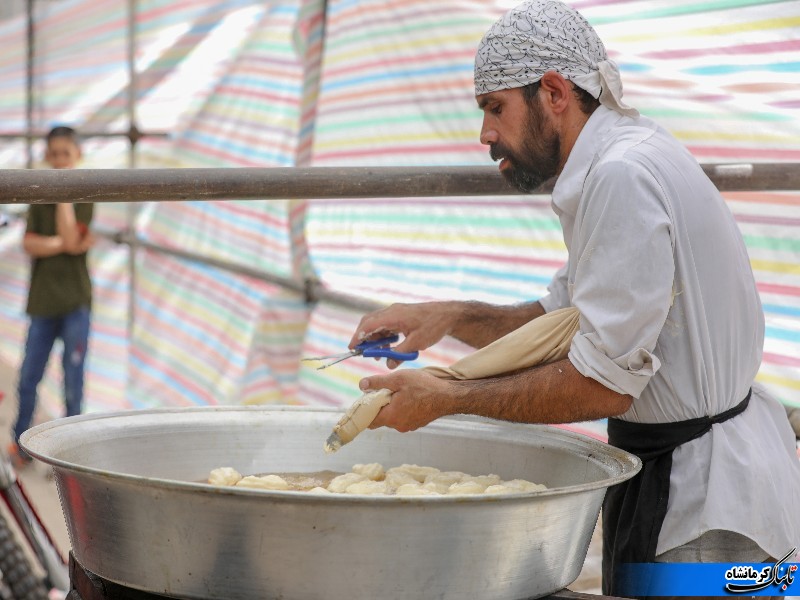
<box><xmin>0</xmin><ymin>0</ymin><xmax>797</xmax><ymax>432</ymax></box>
<box><xmin>727</xmin><ymin>191</ymin><xmax>800</xmax><ymax>404</ymax></box>
<box><xmin>127</xmin><ymin>249</ymin><xmax>308</xmax><ymax>408</ymax></box>
<box><xmin>577</xmin><ymin>0</ymin><xmax>800</xmax><ymax>163</ymax></box>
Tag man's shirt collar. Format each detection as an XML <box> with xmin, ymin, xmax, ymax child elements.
<box><xmin>551</xmin><ymin>105</ymin><xmax>624</xmax><ymax>216</ymax></box>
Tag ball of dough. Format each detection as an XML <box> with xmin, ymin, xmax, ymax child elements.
<box><xmin>503</xmin><ymin>479</ymin><xmax>547</xmax><ymax>492</ymax></box>
<box><xmin>484</xmin><ymin>484</ymin><xmax>514</xmax><ymax>495</ymax></box>
<box><xmin>384</xmin><ymin>469</ymin><xmax>419</xmax><ymax>490</ymax></box>
<box><xmin>352</xmin><ymin>463</ymin><xmax>385</xmax><ymax>481</ymax></box>
<box><xmin>327</xmin><ymin>472</ymin><xmax>367</xmax><ymax>493</ymax></box>
<box><xmin>208</xmin><ymin>467</ymin><xmax>242</xmax><ymax>487</ymax></box>
<box><xmin>422</xmin><ymin>480</ymin><xmax>450</xmax><ymax>494</ymax></box>
<box><xmin>471</xmin><ymin>474</ymin><xmax>501</xmax><ymax>487</ymax></box>
<box><xmin>395</xmin><ymin>483</ymin><xmax>440</xmax><ymax>496</ymax></box>
<box><xmin>235</xmin><ymin>474</ymin><xmax>290</xmax><ymax>491</ymax></box>
<box><xmin>424</xmin><ymin>471</ymin><xmax>465</xmax><ymax>487</ymax></box>
<box><xmin>345</xmin><ymin>480</ymin><xmax>389</xmax><ymax>495</ymax></box>
<box><xmin>394</xmin><ymin>464</ymin><xmax>440</xmax><ymax>482</ymax></box>
<box><xmin>309</xmin><ymin>486</ymin><xmax>331</xmax><ymax>494</ymax></box>
<box><xmin>447</xmin><ymin>480</ymin><xmax>487</xmax><ymax>495</ymax></box>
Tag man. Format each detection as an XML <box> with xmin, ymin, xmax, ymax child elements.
<box><xmin>348</xmin><ymin>0</ymin><xmax>800</xmax><ymax>594</ymax></box>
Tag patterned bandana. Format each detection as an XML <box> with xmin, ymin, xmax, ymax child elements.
<box><xmin>474</xmin><ymin>0</ymin><xmax>638</xmax><ymax>117</ymax></box>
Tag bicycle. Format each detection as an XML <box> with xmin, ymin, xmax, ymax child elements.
<box><xmin>0</xmin><ymin>391</ymin><xmax>69</xmax><ymax>599</ymax></box>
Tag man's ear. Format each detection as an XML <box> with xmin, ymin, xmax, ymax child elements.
<box><xmin>538</xmin><ymin>71</ymin><xmax>571</xmax><ymax>115</ymax></box>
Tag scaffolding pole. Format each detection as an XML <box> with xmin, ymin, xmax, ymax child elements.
<box><xmin>126</xmin><ymin>0</ymin><xmax>138</xmax><ymax>333</ymax></box>
<box><xmin>1</xmin><ymin>163</ymin><xmax>799</xmax><ymax>204</ymax></box>
<box><xmin>25</xmin><ymin>0</ymin><xmax>34</xmax><ymax>169</ymax></box>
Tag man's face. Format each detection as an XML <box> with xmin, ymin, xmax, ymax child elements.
<box><xmin>478</xmin><ymin>87</ymin><xmax>560</xmax><ymax>193</ymax></box>
<box><xmin>45</xmin><ymin>137</ymin><xmax>81</xmax><ymax>169</ymax></box>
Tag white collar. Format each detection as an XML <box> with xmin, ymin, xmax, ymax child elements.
<box><xmin>551</xmin><ymin>105</ymin><xmax>624</xmax><ymax>217</ymax></box>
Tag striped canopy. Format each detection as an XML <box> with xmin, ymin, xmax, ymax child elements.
<box><xmin>0</xmin><ymin>0</ymin><xmax>797</xmax><ymax>437</ymax></box>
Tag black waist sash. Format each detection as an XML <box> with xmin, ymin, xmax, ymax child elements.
<box><xmin>601</xmin><ymin>389</ymin><xmax>752</xmax><ymax>596</ymax></box>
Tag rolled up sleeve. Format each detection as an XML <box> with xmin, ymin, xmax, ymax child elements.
<box><xmin>567</xmin><ymin>159</ymin><xmax>674</xmax><ymax>398</ymax></box>
<box><xmin>539</xmin><ymin>263</ymin><xmax>570</xmax><ymax>313</ymax></box>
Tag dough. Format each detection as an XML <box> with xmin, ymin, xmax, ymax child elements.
<box><xmin>206</xmin><ymin>463</ymin><xmax>548</xmax><ymax>497</ymax></box>
<box><xmin>392</xmin><ymin>464</ymin><xmax>440</xmax><ymax>483</ymax></box>
<box><xmin>447</xmin><ymin>480</ymin><xmax>487</xmax><ymax>495</ymax></box>
<box><xmin>384</xmin><ymin>469</ymin><xmax>420</xmax><ymax>490</ymax></box>
<box><xmin>345</xmin><ymin>480</ymin><xmax>389</xmax><ymax>495</ymax></box>
<box><xmin>484</xmin><ymin>484</ymin><xmax>514</xmax><ymax>494</ymax></box>
<box><xmin>504</xmin><ymin>479</ymin><xmax>548</xmax><ymax>493</ymax></box>
<box><xmin>395</xmin><ymin>483</ymin><xmax>440</xmax><ymax>496</ymax></box>
<box><xmin>424</xmin><ymin>471</ymin><xmax>466</xmax><ymax>487</ymax></box>
<box><xmin>235</xmin><ymin>474</ymin><xmax>290</xmax><ymax>491</ymax></box>
<box><xmin>208</xmin><ymin>467</ymin><xmax>242</xmax><ymax>486</ymax></box>
<box><xmin>469</xmin><ymin>474</ymin><xmax>501</xmax><ymax>487</ymax></box>
<box><xmin>422</xmin><ymin>480</ymin><xmax>450</xmax><ymax>494</ymax></box>
<box><xmin>327</xmin><ymin>472</ymin><xmax>367</xmax><ymax>493</ymax></box>
<box><xmin>352</xmin><ymin>462</ymin><xmax>385</xmax><ymax>481</ymax></box>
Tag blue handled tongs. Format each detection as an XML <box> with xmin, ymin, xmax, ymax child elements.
<box><xmin>302</xmin><ymin>334</ymin><xmax>418</xmax><ymax>370</ymax></box>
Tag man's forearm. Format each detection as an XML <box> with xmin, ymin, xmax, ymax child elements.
<box><xmin>448</xmin><ymin>300</ymin><xmax>546</xmax><ymax>348</ymax></box>
<box><xmin>445</xmin><ymin>358</ymin><xmax>632</xmax><ymax>424</ymax></box>
<box><xmin>23</xmin><ymin>233</ymin><xmax>64</xmax><ymax>257</ymax></box>
<box><xmin>55</xmin><ymin>203</ymin><xmax>81</xmax><ymax>251</ymax></box>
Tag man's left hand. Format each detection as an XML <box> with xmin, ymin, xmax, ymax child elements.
<box><xmin>359</xmin><ymin>369</ymin><xmax>456</xmax><ymax>433</ymax></box>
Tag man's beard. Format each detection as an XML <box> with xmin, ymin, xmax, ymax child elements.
<box><xmin>490</xmin><ymin>100</ymin><xmax>561</xmax><ymax>193</ymax></box>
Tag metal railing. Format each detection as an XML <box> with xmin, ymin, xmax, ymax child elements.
<box><xmin>1</xmin><ymin>163</ymin><xmax>798</xmax><ymax>204</ymax></box>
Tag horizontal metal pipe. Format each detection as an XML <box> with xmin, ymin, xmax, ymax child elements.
<box><xmin>0</xmin><ymin>131</ymin><xmax>170</xmax><ymax>140</ymax></box>
<box><xmin>91</xmin><ymin>225</ymin><xmax>383</xmax><ymax>312</ymax></box>
<box><xmin>128</xmin><ymin>235</ymin><xmax>383</xmax><ymax>312</ymax></box>
<box><xmin>0</xmin><ymin>166</ymin><xmax>517</xmax><ymax>203</ymax></box>
<box><xmin>1</xmin><ymin>163</ymin><xmax>798</xmax><ymax>204</ymax></box>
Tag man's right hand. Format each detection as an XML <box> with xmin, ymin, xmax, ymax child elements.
<box><xmin>67</xmin><ymin>231</ymin><xmax>96</xmax><ymax>255</ymax></box>
<box><xmin>348</xmin><ymin>301</ymin><xmax>458</xmax><ymax>369</ymax></box>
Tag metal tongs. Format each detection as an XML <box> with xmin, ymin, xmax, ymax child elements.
<box><xmin>302</xmin><ymin>334</ymin><xmax>418</xmax><ymax>370</ymax></box>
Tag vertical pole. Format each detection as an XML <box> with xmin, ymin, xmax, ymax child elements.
<box><xmin>126</xmin><ymin>0</ymin><xmax>137</xmax><ymax>346</ymax></box>
<box><xmin>289</xmin><ymin>0</ymin><xmax>328</xmax><ymax>288</ymax></box>
<box><xmin>127</xmin><ymin>0</ymin><xmax>137</xmax><ymax>170</ymax></box>
<box><xmin>25</xmin><ymin>0</ymin><xmax>34</xmax><ymax>169</ymax></box>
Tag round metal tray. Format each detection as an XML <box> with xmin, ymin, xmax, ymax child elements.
<box><xmin>22</xmin><ymin>406</ymin><xmax>640</xmax><ymax>600</ymax></box>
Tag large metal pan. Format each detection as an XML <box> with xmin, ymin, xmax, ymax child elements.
<box><xmin>21</xmin><ymin>406</ymin><xmax>640</xmax><ymax>600</ymax></box>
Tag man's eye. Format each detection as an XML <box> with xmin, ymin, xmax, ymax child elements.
<box><xmin>491</xmin><ymin>105</ymin><xmax>501</xmax><ymax>115</ymax></box>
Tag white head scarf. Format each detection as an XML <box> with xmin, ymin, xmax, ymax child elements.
<box><xmin>474</xmin><ymin>0</ymin><xmax>638</xmax><ymax>117</ymax></box>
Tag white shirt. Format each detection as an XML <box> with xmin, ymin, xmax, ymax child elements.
<box><xmin>539</xmin><ymin>106</ymin><xmax>800</xmax><ymax>557</ymax></box>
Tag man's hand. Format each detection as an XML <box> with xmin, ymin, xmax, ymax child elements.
<box><xmin>65</xmin><ymin>231</ymin><xmax>96</xmax><ymax>255</ymax></box>
<box><xmin>360</xmin><ymin>359</ymin><xmax>633</xmax><ymax>431</ymax></box>
<box><xmin>349</xmin><ymin>302</ymin><xmax>458</xmax><ymax>368</ymax></box>
<box><xmin>359</xmin><ymin>369</ymin><xmax>458</xmax><ymax>432</ymax></box>
<box><xmin>349</xmin><ymin>300</ymin><xmax>546</xmax><ymax>368</ymax></box>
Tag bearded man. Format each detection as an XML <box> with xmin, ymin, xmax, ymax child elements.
<box><xmin>347</xmin><ymin>0</ymin><xmax>800</xmax><ymax>594</ymax></box>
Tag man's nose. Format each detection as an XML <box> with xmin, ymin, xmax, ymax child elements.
<box><xmin>480</xmin><ymin>118</ymin><xmax>497</xmax><ymax>146</ymax></box>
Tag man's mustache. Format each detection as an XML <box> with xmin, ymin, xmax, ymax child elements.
<box><xmin>489</xmin><ymin>144</ymin><xmax>511</xmax><ymax>163</ymax></box>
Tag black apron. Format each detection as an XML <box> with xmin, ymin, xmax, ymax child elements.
<box><xmin>602</xmin><ymin>388</ymin><xmax>752</xmax><ymax>596</ymax></box>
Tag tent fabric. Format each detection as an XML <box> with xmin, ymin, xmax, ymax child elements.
<box><xmin>128</xmin><ymin>249</ymin><xmax>308</xmax><ymax>407</ymax></box>
<box><xmin>0</xmin><ymin>0</ymin><xmax>797</xmax><ymax>434</ymax></box>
